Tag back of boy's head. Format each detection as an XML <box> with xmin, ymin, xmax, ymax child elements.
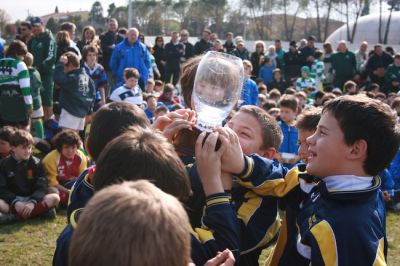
<box><xmin>323</xmin><ymin>95</ymin><xmax>400</xmax><ymax>176</ymax></box>
<box><xmin>269</xmin><ymin>89</ymin><xmax>281</xmax><ymax>99</ymax></box>
<box><xmin>164</xmin><ymin>83</ymin><xmax>174</xmax><ymax>93</ymax></box>
<box><xmin>124</xmin><ymin>67</ymin><xmax>140</xmax><ymax>80</ymax></box>
<box><xmin>53</xmin><ymin>130</ymin><xmax>81</xmax><ymax>152</ymax></box>
<box><xmin>87</xmin><ymin>102</ymin><xmax>150</xmax><ymax>161</ymax></box>
<box><xmin>262</xmin><ymin>99</ymin><xmax>277</xmax><ymax>111</ymax></box>
<box><xmin>154</xmin><ymin>79</ymin><xmax>163</xmax><ymax>87</ymax></box>
<box><xmin>69</xmin><ymin>180</ymin><xmax>191</xmax><ymax>266</ymax></box>
<box><xmin>93</xmin><ymin>127</ymin><xmax>191</xmax><ymax>201</ymax></box>
<box><xmin>343</xmin><ymin>80</ymin><xmax>357</xmax><ymax>93</ymax></box>
<box><xmin>10</xmin><ymin>129</ymin><xmax>34</xmax><ymax>147</ymax></box>
<box><xmin>296</xmin><ymin>107</ymin><xmax>322</xmax><ymax>131</ymax></box>
<box><xmin>64</xmin><ymin>52</ymin><xmax>80</xmax><ymax>68</ymax></box>
<box><xmin>279</xmin><ymin>95</ymin><xmax>298</xmax><ymax>112</ymax></box>
<box><xmin>391</xmin><ymin>97</ymin><xmax>400</xmax><ymax>109</ymax></box>
<box><xmin>239</xmin><ymin>106</ymin><xmax>283</xmax><ymax>150</ymax></box>
<box><xmin>0</xmin><ymin>126</ymin><xmax>17</xmax><ymax>143</ymax></box>
<box><xmin>154</xmin><ymin>105</ymin><xmax>169</xmax><ymax>115</ymax></box>
<box><xmin>284</xmin><ymin>87</ymin><xmax>296</xmax><ymax>95</ymax></box>
<box><xmin>24</xmin><ymin>52</ymin><xmax>34</xmax><ymax>67</ymax></box>
<box><xmin>146</xmin><ymin>79</ymin><xmax>155</xmax><ymax>86</ymax></box>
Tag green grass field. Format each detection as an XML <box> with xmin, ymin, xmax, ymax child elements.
<box><xmin>0</xmin><ymin>210</ymin><xmax>399</xmax><ymax>265</ymax></box>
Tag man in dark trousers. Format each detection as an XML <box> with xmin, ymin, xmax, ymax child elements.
<box><xmin>164</xmin><ymin>32</ymin><xmax>184</xmax><ymax>85</ymax></box>
<box><xmin>300</xmin><ymin>35</ymin><xmax>316</xmax><ymax>67</ymax></box>
<box><xmin>100</xmin><ymin>19</ymin><xmax>123</xmax><ymax>92</ymax></box>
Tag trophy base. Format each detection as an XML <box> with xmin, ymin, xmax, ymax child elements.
<box><xmin>174</xmin><ymin>127</ymin><xmax>221</xmax><ymax>157</ymax></box>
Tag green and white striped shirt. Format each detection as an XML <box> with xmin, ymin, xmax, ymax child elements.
<box><xmin>0</xmin><ymin>58</ymin><xmax>33</xmax><ymax>109</ymax></box>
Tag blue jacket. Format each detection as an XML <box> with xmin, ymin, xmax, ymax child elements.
<box><xmin>278</xmin><ymin>120</ymin><xmax>299</xmax><ymax>155</ymax></box>
<box><xmin>389</xmin><ymin>149</ymin><xmax>400</xmax><ymax>189</ymax></box>
<box><xmin>258</xmin><ymin>63</ymin><xmax>276</xmax><ymax>85</ymax></box>
<box><xmin>109</xmin><ymin>38</ymin><xmax>152</xmax><ymax>85</ymax></box>
<box><xmin>240</xmin><ymin>78</ymin><xmax>259</xmax><ymax>106</ymax></box>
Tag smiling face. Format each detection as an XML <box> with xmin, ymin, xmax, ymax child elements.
<box><xmin>12</xmin><ymin>144</ymin><xmax>32</xmax><ymax>161</ymax></box>
<box><xmin>306</xmin><ymin>111</ymin><xmax>351</xmax><ymax>178</ymax></box>
<box><xmin>297</xmin><ymin>128</ymin><xmax>314</xmax><ymax>164</ymax></box>
<box><xmin>227</xmin><ymin>112</ymin><xmax>264</xmax><ymax>156</ymax></box>
<box><xmin>61</xmin><ymin>144</ymin><xmax>78</xmax><ymax>160</ymax></box>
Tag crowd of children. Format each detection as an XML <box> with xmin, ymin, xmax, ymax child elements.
<box><xmin>1</xmin><ymin>23</ymin><xmax>400</xmax><ymax>266</ymax></box>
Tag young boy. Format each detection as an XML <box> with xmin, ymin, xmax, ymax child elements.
<box><xmin>110</xmin><ymin>68</ymin><xmax>144</xmax><ymax>106</ymax></box>
<box><xmin>295</xmin><ymin>66</ymin><xmax>316</xmax><ymax>91</ymax></box>
<box><xmin>82</xmin><ymin>45</ymin><xmax>107</xmax><ymax>110</ymax></box>
<box><xmin>54</xmin><ymin>52</ymin><xmax>96</xmax><ymax>132</ymax></box>
<box><xmin>0</xmin><ymin>126</ymin><xmax>16</xmax><ymax>160</ymax></box>
<box><xmin>42</xmin><ymin>130</ymin><xmax>87</xmax><ymax>206</ymax></box>
<box><xmin>53</xmin><ymin>102</ymin><xmax>150</xmax><ymax>266</ymax></box>
<box><xmin>69</xmin><ymin>180</ymin><xmax>192</xmax><ymax>266</ymax></box>
<box><xmin>144</xmin><ymin>78</ymin><xmax>155</xmax><ymax>94</ymax></box>
<box><xmin>0</xmin><ymin>130</ymin><xmax>60</xmax><ymax>223</ymax></box>
<box><xmin>144</xmin><ymin>94</ymin><xmax>158</xmax><ymax>123</ymax></box>
<box><xmin>259</xmin><ymin>57</ymin><xmax>276</xmax><ymax>86</ymax></box>
<box><xmin>277</xmin><ymin>95</ymin><xmax>299</xmax><ymax>168</ymax></box>
<box><xmin>24</xmin><ymin>52</ymin><xmax>45</xmax><ymax>139</ymax></box>
<box><xmin>310</xmin><ymin>50</ymin><xmax>326</xmax><ymax>90</ymax></box>
<box><xmin>223</xmin><ymin>95</ymin><xmax>399</xmax><ymax>265</ymax></box>
<box><xmin>240</xmin><ymin>60</ymin><xmax>259</xmax><ymax>106</ymax></box>
<box><xmin>158</xmin><ymin>83</ymin><xmax>180</xmax><ymax>108</ymax></box>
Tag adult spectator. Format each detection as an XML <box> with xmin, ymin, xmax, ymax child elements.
<box><xmin>28</xmin><ymin>17</ymin><xmax>57</xmax><ymax>120</ymax></box>
<box><xmin>329</xmin><ymin>41</ymin><xmax>356</xmax><ymax>89</ymax></box>
<box><xmin>223</xmin><ymin>32</ymin><xmax>236</xmax><ymax>53</ymax></box>
<box><xmin>284</xmin><ymin>40</ymin><xmax>302</xmax><ymax>82</ymax></box>
<box><xmin>55</xmin><ymin>31</ymin><xmax>80</xmax><ymax>60</ymax></box>
<box><xmin>100</xmin><ymin>19</ymin><xmax>123</xmax><ymax>88</ymax></box>
<box><xmin>232</xmin><ymin>40</ymin><xmax>250</xmax><ymax>60</ymax></box>
<box><xmin>322</xmin><ymin>42</ymin><xmax>334</xmax><ymax>84</ymax></box>
<box><xmin>60</xmin><ymin>22</ymin><xmax>81</xmax><ymax>58</ymax></box>
<box><xmin>384</xmin><ymin>54</ymin><xmax>400</xmax><ymax>94</ymax></box>
<box><xmin>250</xmin><ymin>40</ymin><xmax>265</xmax><ymax>78</ymax></box>
<box><xmin>110</xmin><ymin>28</ymin><xmax>152</xmax><ymax>89</ymax></box>
<box><xmin>16</xmin><ymin>22</ymin><xmax>33</xmax><ymax>45</ymax></box>
<box><xmin>153</xmin><ymin>36</ymin><xmax>166</xmax><ymax>81</ymax></box>
<box><xmin>366</xmin><ymin>44</ymin><xmax>394</xmax><ymax>87</ymax></box>
<box><xmin>355</xmin><ymin>41</ymin><xmax>368</xmax><ymax>73</ymax></box>
<box><xmin>193</xmin><ymin>29</ymin><xmax>212</xmax><ymax>55</ymax></box>
<box><xmin>164</xmin><ymin>31</ymin><xmax>184</xmax><ymax>85</ymax></box>
<box><xmin>300</xmin><ymin>35</ymin><xmax>316</xmax><ymax>67</ymax></box>
<box><xmin>180</xmin><ymin>29</ymin><xmax>194</xmax><ymax>61</ymax></box>
<box><xmin>77</xmin><ymin>26</ymin><xmax>100</xmax><ymax>54</ymax></box>
<box><xmin>275</xmin><ymin>40</ymin><xmax>285</xmax><ymax>68</ymax></box>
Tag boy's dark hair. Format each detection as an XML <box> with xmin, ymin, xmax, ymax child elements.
<box><xmin>93</xmin><ymin>128</ymin><xmax>191</xmax><ymax>201</ymax></box>
<box><xmin>10</xmin><ymin>129</ymin><xmax>34</xmax><ymax>147</ymax></box>
<box><xmin>123</xmin><ymin>68</ymin><xmax>140</xmax><ymax>80</ymax></box>
<box><xmin>284</xmin><ymin>88</ymin><xmax>296</xmax><ymax>95</ymax></box>
<box><xmin>321</xmin><ymin>92</ymin><xmax>336</xmax><ymax>105</ymax></box>
<box><xmin>368</xmin><ymin>83</ymin><xmax>380</xmax><ymax>92</ymax></box>
<box><xmin>172</xmin><ymin>104</ymin><xmax>184</xmax><ymax>111</ymax></box>
<box><xmin>69</xmin><ymin>180</ymin><xmax>191</xmax><ymax>266</ymax></box>
<box><xmin>262</xmin><ymin>99</ymin><xmax>277</xmax><ymax>111</ymax></box>
<box><xmin>6</xmin><ymin>40</ymin><xmax>28</xmax><ymax>58</ymax></box>
<box><xmin>64</xmin><ymin>52</ymin><xmax>80</xmax><ymax>68</ymax></box>
<box><xmin>239</xmin><ymin>106</ymin><xmax>283</xmax><ymax>150</ymax></box>
<box><xmin>269</xmin><ymin>89</ymin><xmax>281</xmax><ymax>99</ymax></box>
<box><xmin>296</xmin><ymin>107</ymin><xmax>322</xmax><ymax>131</ymax></box>
<box><xmin>0</xmin><ymin>126</ymin><xmax>17</xmax><ymax>142</ymax></box>
<box><xmin>154</xmin><ymin>80</ymin><xmax>163</xmax><ymax>87</ymax></box>
<box><xmin>315</xmin><ymin>90</ymin><xmax>325</xmax><ymax>100</ymax></box>
<box><xmin>375</xmin><ymin>92</ymin><xmax>386</xmax><ymax>100</ymax></box>
<box><xmin>323</xmin><ymin>95</ymin><xmax>400</xmax><ymax>176</ymax></box>
<box><xmin>314</xmin><ymin>50</ymin><xmax>323</xmax><ymax>59</ymax></box>
<box><xmin>60</xmin><ymin>22</ymin><xmax>76</xmax><ymax>33</ymax></box>
<box><xmin>263</xmin><ymin>57</ymin><xmax>271</xmax><ymax>64</ymax></box>
<box><xmin>154</xmin><ymin>105</ymin><xmax>169</xmax><ymax>115</ymax></box>
<box><xmin>279</xmin><ymin>95</ymin><xmax>298</xmax><ymax>112</ymax></box>
<box><xmin>82</xmin><ymin>45</ymin><xmax>98</xmax><ymax>61</ymax></box>
<box><xmin>391</xmin><ymin>97</ymin><xmax>400</xmax><ymax>109</ymax></box>
<box><xmin>343</xmin><ymin>80</ymin><xmax>357</xmax><ymax>93</ymax></box>
<box><xmin>53</xmin><ymin>130</ymin><xmax>81</xmax><ymax>152</ymax></box>
<box><xmin>164</xmin><ymin>83</ymin><xmax>174</xmax><ymax>93</ymax></box>
<box><xmin>87</xmin><ymin>102</ymin><xmax>150</xmax><ymax>161</ymax></box>
<box><xmin>118</xmin><ymin>27</ymin><xmax>128</xmax><ymax>35</ymax></box>
<box><xmin>20</xmin><ymin>21</ymin><xmax>32</xmax><ymax>29</ymax></box>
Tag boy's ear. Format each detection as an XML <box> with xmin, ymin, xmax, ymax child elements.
<box><xmin>348</xmin><ymin>139</ymin><xmax>367</xmax><ymax>160</ymax></box>
<box><xmin>261</xmin><ymin>147</ymin><xmax>277</xmax><ymax>160</ymax></box>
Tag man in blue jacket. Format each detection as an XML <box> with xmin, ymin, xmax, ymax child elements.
<box><xmin>110</xmin><ymin>28</ymin><xmax>152</xmax><ymax>90</ymax></box>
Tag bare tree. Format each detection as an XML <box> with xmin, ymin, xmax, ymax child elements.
<box><xmin>0</xmin><ymin>9</ymin><xmax>11</xmax><ymax>34</ymax></box>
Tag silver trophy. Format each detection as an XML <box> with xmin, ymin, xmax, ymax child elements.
<box><xmin>192</xmin><ymin>51</ymin><xmax>244</xmax><ymax>131</ymax></box>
